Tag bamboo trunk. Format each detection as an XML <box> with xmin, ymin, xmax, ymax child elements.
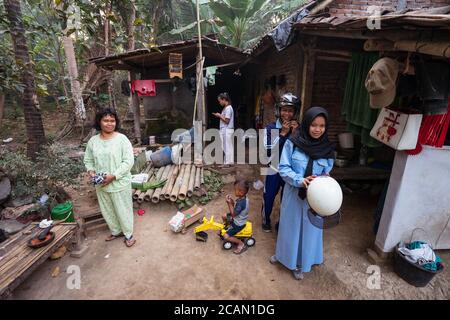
<box><xmin>152</xmin><ymin>165</ymin><xmax>172</xmax><ymax>203</ymax></box>
<box><xmin>132</xmin><ymin>164</ymin><xmax>153</xmax><ymax>200</ymax></box>
<box><xmin>160</xmin><ymin>165</ymin><xmax>176</xmax><ymax>200</ymax></box>
<box><xmin>194</xmin><ymin>166</ymin><xmax>201</xmax><ymax>191</ymax></box>
<box><xmin>200</xmin><ymin>167</ymin><xmax>204</xmax><ymax>186</ymax></box>
<box><xmin>141</xmin><ymin>166</ymin><xmax>165</xmax><ymax>202</ymax></box>
<box><xmin>187</xmin><ymin>166</ymin><xmax>196</xmax><ymax>198</ymax></box>
<box><xmin>177</xmin><ymin>164</ymin><xmax>192</xmax><ymax>201</ymax></box>
<box><xmin>170</xmin><ymin>164</ymin><xmax>186</xmax><ymax>202</ymax></box>
<box><xmin>164</xmin><ymin>165</ymin><xmax>180</xmax><ymax>199</ymax></box>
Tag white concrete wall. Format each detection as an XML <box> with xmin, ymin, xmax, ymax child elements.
<box><xmin>375</xmin><ymin>146</ymin><xmax>450</xmax><ymax>252</ymax></box>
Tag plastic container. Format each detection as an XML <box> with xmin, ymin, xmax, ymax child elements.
<box><xmin>338</xmin><ymin>133</ymin><xmax>354</xmax><ymax>149</ymax></box>
<box><xmin>393</xmin><ymin>244</ymin><xmax>443</xmax><ymax>287</ymax></box>
<box><xmin>149</xmin><ymin>146</ymin><xmax>173</xmax><ymax>167</ymax></box>
<box><xmin>51</xmin><ymin>202</ymin><xmax>75</xmax><ymax>223</ymax></box>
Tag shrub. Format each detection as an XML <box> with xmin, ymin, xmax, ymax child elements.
<box><xmin>0</xmin><ymin>143</ymin><xmax>85</xmax><ymax>201</ymax></box>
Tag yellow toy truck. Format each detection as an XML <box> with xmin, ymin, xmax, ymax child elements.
<box><xmin>194</xmin><ymin>216</ymin><xmax>256</xmax><ymax>250</ymax></box>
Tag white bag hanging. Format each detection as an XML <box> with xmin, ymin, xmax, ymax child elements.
<box><xmin>370</xmin><ymin>107</ymin><xmax>423</xmax><ymax>150</ymax></box>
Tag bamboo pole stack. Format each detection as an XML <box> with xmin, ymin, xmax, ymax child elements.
<box><xmin>151</xmin><ymin>165</ymin><xmax>173</xmax><ymax>203</ymax></box>
<box><xmin>142</xmin><ymin>166</ymin><xmax>165</xmax><ymax>203</ymax></box>
<box><xmin>164</xmin><ymin>165</ymin><xmax>180</xmax><ymax>200</ymax></box>
<box><xmin>177</xmin><ymin>164</ymin><xmax>192</xmax><ymax>201</ymax></box>
<box><xmin>170</xmin><ymin>164</ymin><xmax>186</xmax><ymax>202</ymax></box>
<box><xmin>132</xmin><ymin>164</ymin><xmax>153</xmax><ymax>200</ymax></box>
<box><xmin>132</xmin><ymin>163</ymin><xmax>206</xmax><ymax>204</ymax></box>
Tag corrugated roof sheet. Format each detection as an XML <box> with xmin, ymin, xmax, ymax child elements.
<box><xmin>295</xmin><ymin>6</ymin><xmax>450</xmax><ymax>30</ymax></box>
<box><xmin>89</xmin><ymin>36</ymin><xmax>249</xmax><ymax>70</ymax></box>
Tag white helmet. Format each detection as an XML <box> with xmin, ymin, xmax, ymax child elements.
<box><xmin>307</xmin><ymin>176</ymin><xmax>343</xmax><ymax>217</ymax></box>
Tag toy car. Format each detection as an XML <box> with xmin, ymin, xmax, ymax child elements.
<box><xmin>194</xmin><ymin>216</ymin><xmax>256</xmax><ymax>250</ymax></box>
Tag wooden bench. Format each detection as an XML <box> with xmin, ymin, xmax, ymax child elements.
<box><xmin>0</xmin><ymin>223</ymin><xmax>78</xmax><ymax>299</ymax></box>
<box><xmin>74</xmin><ymin>208</ymin><xmax>107</xmax><ymax>238</ymax></box>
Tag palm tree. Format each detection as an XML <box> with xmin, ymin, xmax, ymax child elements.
<box><xmin>4</xmin><ymin>0</ymin><xmax>46</xmax><ymax>159</ymax></box>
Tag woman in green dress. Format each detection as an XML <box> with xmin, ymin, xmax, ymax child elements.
<box><xmin>83</xmin><ymin>108</ymin><xmax>136</xmax><ymax>247</ymax></box>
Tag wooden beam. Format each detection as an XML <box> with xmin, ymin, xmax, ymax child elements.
<box><xmin>313</xmin><ymin>49</ymin><xmax>352</xmax><ymax>57</ymax></box>
<box><xmin>316</xmin><ymin>56</ymin><xmax>351</xmax><ymax>63</ymax></box>
<box><xmin>130</xmin><ymin>71</ymin><xmax>141</xmax><ymax>144</ymax></box>
<box><xmin>299</xmin><ymin>39</ymin><xmax>317</xmax><ymax>119</ymax></box>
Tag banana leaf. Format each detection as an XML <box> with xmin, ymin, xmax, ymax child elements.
<box><xmin>135</xmin><ymin>179</ymin><xmax>167</xmax><ymax>192</ymax></box>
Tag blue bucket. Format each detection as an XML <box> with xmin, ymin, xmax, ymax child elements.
<box><xmin>150</xmin><ymin>146</ymin><xmax>173</xmax><ymax>167</ymax></box>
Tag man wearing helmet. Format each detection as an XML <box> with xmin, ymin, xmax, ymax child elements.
<box><xmin>261</xmin><ymin>92</ymin><xmax>300</xmax><ymax>232</ymax></box>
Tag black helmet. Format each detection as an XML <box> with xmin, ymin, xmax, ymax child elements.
<box><xmin>279</xmin><ymin>92</ymin><xmax>300</xmax><ymax>108</ymax></box>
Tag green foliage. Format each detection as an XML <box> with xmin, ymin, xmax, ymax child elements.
<box><xmin>199</xmin><ymin>172</ymin><xmax>224</xmax><ymax>205</ymax></box>
<box><xmin>0</xmin><ymin>143</ymin><xmax>85</xmax><ymax>200</ymax></box>
<box><xmin>167</xmin><ymin>0</ymin><xmax>309</xmax><ymax>49</ymax></box>
<box><xmin>132</xmin><ymin>179</ymin><xmax>166</xmax><ymax>192</ymax></box>
<box><xmin>176</xmin><ymin>198</ymin><xmax>194</xmax><ymax>210</ymax></box>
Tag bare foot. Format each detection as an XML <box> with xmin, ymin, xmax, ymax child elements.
<box><xmin>233</xmin><ymin>243</ymin><xmax>248</xmax><ymax>254</ymax></box>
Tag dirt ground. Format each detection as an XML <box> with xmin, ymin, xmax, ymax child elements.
<box><xmin>10</xmin><ymin>165</ymin><xmax>450</xmax><ymax>300</ymax></box>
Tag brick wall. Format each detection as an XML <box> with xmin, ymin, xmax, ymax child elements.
<box><xmin>311</xmin><ymin>58</ymin><xmax>349</xmax><ymax>143</ymax></box>
<box><xmin>328</xmin><ymin>0</ymin><xmax>449</xmax><ymax>17</ymax></box>
<box><xmin>246</xmin><ymin>44</ymin><xmax>303</xmax><ymax>127</ymax></box>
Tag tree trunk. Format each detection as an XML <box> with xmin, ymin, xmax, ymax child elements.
<box><xmin>4</xmin><ymin>0</ymin><xmax>46</xmax><ymax>159</ymax></box>
<box><xmin>62</xmin><ymin>35</ymin><xmax>86</xmax><ymax>124</ymax></box>
<box><xmin>125</xmin><ymin>0</ymin><xmax>136</xmax><ymax>120</ymax></box>
<box><xmin>150</xmin><ymin>2</ymin><xmax>160</xmax><ymax>46</ymax></box>
<box><xmin>0</xmin><ymin>93</ymin><xmax>5</xmax><ymax>127</ymax></box>
<box><xmin>104</xmin><ymin>2</ymin><xmax>116</xmax><ymax>111</ymax></box>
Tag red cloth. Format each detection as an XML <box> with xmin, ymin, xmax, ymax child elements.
<box><xmin>131</xmin><ymin>80</ymin><xmax>156</xmax><ymax>96</ymax></box>
<box><xmin>406</xmin><ymin>100</ymin><xmax>450</xmax><ymax>155</ymax></box>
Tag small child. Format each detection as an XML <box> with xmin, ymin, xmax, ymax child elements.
<box><xmin>221</xmin><ymin>179</ymin><xmax>250</xmax><ymax>254</ymax></box>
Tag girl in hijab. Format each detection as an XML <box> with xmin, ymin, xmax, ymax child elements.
<box><xmin>269</xmin><ymin>107</ymin><xmax>335</xmax><ymax>280</ymax></box>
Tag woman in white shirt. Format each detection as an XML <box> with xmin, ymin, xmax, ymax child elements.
<box><xmin>213</xmin><ymin>92</ymin><xmax>234</xmax><ymax>167</ymax></box>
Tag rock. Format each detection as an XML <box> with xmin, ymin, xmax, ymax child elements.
<box><xmin>1</xmin><ymin>203</ymin><xmax>36</xmax><ymax>220</ymax></box>
<box><xmin>50</xmin><ymin>245</ymin><xmax>67</xmax><ymax>260</ymax></box>
<box><xmin>70</xmin><ymin>244</ymin><xmax>89</xmax><ymax>258</ymax></box>
<box><xmin>5</xmin><ymin>195</ymin><xmax>33</xmax><ymax>208</ymax></box>
<box><xmin>51</xmin><ymin>266</ymin><xmax>60</xmax><ymax>278</ymax></box>
<box><xmin>0</xmin><ymin>219</ymin><xmax>29</xmax><ymax>235</ymax></box>
<box><xmin>0</xmin><ymin>177</ymin><xmax>11</xmax><ymax>205</ymax></box>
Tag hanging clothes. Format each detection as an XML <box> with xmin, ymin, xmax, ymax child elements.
<box><xmin>342</xmin><ymin>52</ymin><xmax>382</xmax><ymax>147</ymax></box>
<box><xmin>205</xmin><ymin>66</ymin><xmax>218</xmax><ymax>86</ymax></box>
<box><xmin>131</xmin><ymin>80</ymin><xmax>156</xmax><ymax>97</ymax></box>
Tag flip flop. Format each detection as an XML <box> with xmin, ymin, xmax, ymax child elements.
<box><xmin>233</xmin><ymin>244</ymin><xmax>248</xmax><ymax>255</ymax></box>
<box><xmin>105</xmin><ymin>233</ymin><xmax>124</xmax><ymax>241</ymax></box>
<box><xmin>125</xmin><ymin>236</ymin><xmax>136</xmax><ymax>247</ymax></box>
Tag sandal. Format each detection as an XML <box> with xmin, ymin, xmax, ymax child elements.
<box><xmin>125</xmin><ymin>236</ymin><xmax>136</xmax><ymax>247</ymax></box>
<box><xmin>233</xmin><ymin>244</ymin><xmax>248</xmax><ymax>255</ymax></box>
<box><xmin>105</xmin><ymin>233</ymin><xmax>124</xmax><ymax>241</ymax></box>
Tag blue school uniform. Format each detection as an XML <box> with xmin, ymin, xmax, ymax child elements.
<box><xmin>261</xmin><ymin>119</ymin><xmax>290</xmax><ymax>226</ymax></box>
<box><xmin>275</xmin><ymin>139</ymin><xmax>334</xmax><ymax>272</ymax></box>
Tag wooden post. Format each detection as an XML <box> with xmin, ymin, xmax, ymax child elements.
<box><xmin>196</xmin><ymin>0</ymin><xmax>206</xmax><ymax>132</ymax></box>
<box><xmin>130</xmin><ymin>71</ymin><xmax>141</xmax><ymax>144</ymax></box>
<box><xmin>299</xmin><ymin>41</ymin><xmax>317</xmax><ymax>119</ymax></box>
